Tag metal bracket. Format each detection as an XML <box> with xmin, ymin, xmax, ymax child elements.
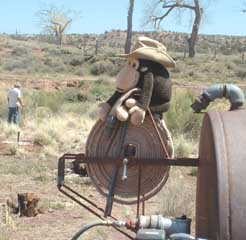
<box><xmin>57</xmin><ymin>153</ymin><xmax>134</xmax><ymax>240</ymax></box>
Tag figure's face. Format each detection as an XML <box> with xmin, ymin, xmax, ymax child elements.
<box><xmin>115</xmin><ymin>57</ymin><xmax>140</xmax><ymax>92</ymax></box>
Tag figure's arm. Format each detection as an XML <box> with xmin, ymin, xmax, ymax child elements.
<box><xmin>137</xmin><ymin>72</ymin><xmax>154</xmax><ymax>110</ymax></box>
<box><xmin>98</xmin><ymin>91</ymin><xmax>123</xmax><ymax>121</ymax></box>
<box><xmin>150</xmin><ymin>77</ymin><xmax>172</xmax><ymax>113</ymax></box>
<box><xmin>106</xmin><ymin>91</ymin><xmax>123</xmax><ymax>107</ymax></box>
<box><xmin>128</xmin><ymin>72</ymin><xmax>154</xmax><ymax>125</ymax></box>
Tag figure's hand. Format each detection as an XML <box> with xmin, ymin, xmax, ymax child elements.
<box><xmin>125</xmin><ymin>98</ymin><xmax>137</xmax><ymax>108</ymax></box>
<box><xmin>116</xmin><ymin>105</ymin><xmax>129</xmax><ymax>122</ymax></box>
<box><xmin>129</xmin><ymin>106</ymin><xmax>146</xmax><ymax>125</ymax></box>
<box><xmin>98</xmin><ymin>102</ymin><xmax>111</xmax><ymax>121</ymax></box>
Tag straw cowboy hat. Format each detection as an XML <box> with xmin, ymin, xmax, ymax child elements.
<box><xmin>119</xmin><ymin>36</ymin><xmax>176</xmax><ymax>68</ymax></box>
<box><xmin>14</xmin><ymin>82</ymin><xmax>21</xmax><ymax>88</ymax></box>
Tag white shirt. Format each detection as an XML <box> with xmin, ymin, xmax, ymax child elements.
<box><xmin>8</xmin><ymin>87</ymin><xmax>21</xmax><ymax>108</ymax></box>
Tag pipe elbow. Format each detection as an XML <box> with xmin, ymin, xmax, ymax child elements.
<box><xmin>191</xmin><ymin>84</ymin><xmax>244</xmax><ymax>113</ymax></box>
<box><xmin>225</xmin><ymin>84</ymin><xmax>244</xmax><ymax>108</ymax></box>
<box><xmin>203</xmin><ymin>84</ymin><xmax>224</xmax><ymax>101</ymax></box>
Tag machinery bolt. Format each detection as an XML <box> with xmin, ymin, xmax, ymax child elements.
<box><xmin>122</xmin><ymin>158</ymin><xmax>128</xmax><ymax>180</ymax></box>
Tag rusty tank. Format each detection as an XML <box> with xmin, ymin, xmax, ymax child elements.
<box><xmin>196</xmin><ymin>109</ymin><xmax>246</xmax><ymax>240</ymax></box>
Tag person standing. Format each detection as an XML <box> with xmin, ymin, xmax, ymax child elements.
<box><xmin>7</xmin><ymin>82</ymin><xmax>24</xmax><ymax>124</ymax></box>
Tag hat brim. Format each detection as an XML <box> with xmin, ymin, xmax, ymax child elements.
<box><xmin>118</xmin><ymin>47</ymin><xmax>176</xmax><ymax>68</ymax></box>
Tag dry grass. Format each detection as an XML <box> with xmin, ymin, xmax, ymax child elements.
<box><xmin>155</xmin><ymin>167</ymin><xmax>197</xmax><ymax>235</ymax></box>
<box><xmin>0</xmin><ymin>34</ymin><xmax>245</xmax><ymax>239</ymax></box>
<box><xmin>157</xmin><ymin>167</ymin><xmax>196</xmax><ymax>218</ymax></box>
<box><xmin>174</xmin><ymin>134</ymin><xmax>198</xmax><ymax>157</ymax></box>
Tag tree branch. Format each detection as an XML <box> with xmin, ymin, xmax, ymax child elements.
<box><xmin>151</xmin><ymin>1</ymin><xmax>197</xmax><ymax>28</ymax></box>
<box><xmin>163</xmin><ymin>3</ymin><xmax>195</xmax><ymax>10</ymax></box>
<box><xmin>154</xmin><ymin>6</ymin><xmax>176</xmax><ymax>28</ymax></box>
<box><xmin>60</xmin><ymin>19</ymin><xmax>72</xmax><ymax>33</ymax></box>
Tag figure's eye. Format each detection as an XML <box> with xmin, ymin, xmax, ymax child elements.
<box><xmin>131</xmin><ymin>59</ymin><xmax>139</xmax><ymax>70</ymax></box>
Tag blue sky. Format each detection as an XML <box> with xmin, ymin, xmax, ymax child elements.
<box><xmin>0</xmin><ymin>0</ymin><xmax>245</xmax><ymax>36</ymax></box>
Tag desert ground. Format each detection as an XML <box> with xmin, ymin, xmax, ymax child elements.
<box><xmin>0</xmin><ymin>32</ymin><xmax>245</xmax><ymax>239</ymax></box>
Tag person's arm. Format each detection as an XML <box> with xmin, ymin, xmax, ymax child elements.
<box><xmin>17</xmin><ymin>90</ymin><xmax>24</xmax><ymax>106</ymax></box>
<box><xmin>18</xmin><ymin>97</ymin><xmax>24</xmax><ymax>106</ymax></box>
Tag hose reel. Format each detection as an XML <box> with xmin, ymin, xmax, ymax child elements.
<box><xmin>86</xmin><ymin>114</ymin><xmax>173</xmax><ymax>205</ymax></box>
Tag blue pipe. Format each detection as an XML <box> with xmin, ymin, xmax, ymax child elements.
<box><xmin>191</xmin><ymin>84</ymin><xmax>245</xmax><ymax>113</ymax></box>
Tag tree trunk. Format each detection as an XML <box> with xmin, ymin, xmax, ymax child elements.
<box><xmin>124</xmin><ymin>0</ymin><xmax>134</xmax><ymax>54</ymax></box>
<box><xmin>17</xmin><ymin>193</ymin><xmax>40</xmax><ymax>217</ymax></box>
<box><xmin>58</xmin><ymin>32</ymin><xmax>63</xmax><ymax>45</ymax></box>
<box><xmin>188</xmin><ymin>0</ymin><xmax>202</xmax><ymax>58</ymax></box>
<box><xmin>7</xmin><ymin>193</ymin><xmax>43</xmax><ymax>218</ymax></box>
<box><xmin>95</xmin><ymin>38</ymin><xmax>99</xmax><ymax>55</ymax></box>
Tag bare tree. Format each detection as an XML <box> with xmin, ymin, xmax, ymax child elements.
<box><xmin>125</xmin><ymin>0</ymin><xmax>135</xmax><ymax>54</ymax></box>
<box><xmin>242</xmin><ymin>0</ymin><xmax>246</xmax><ymax>12</ymax></box>
<box><xmin>37</xmin><ymin>5</ymin><xmax>78</xmax><ymax>45</ymax></box>
<box><xmin>149</xmin><ymin>0</ymin><xmax>203</xmax><ymax>57</ymax></box>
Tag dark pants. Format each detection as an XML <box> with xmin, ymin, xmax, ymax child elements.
<box><xmin>8</xmin><ymin>107</ymin><xmax>19</xmax><ymax>124</ymax></box>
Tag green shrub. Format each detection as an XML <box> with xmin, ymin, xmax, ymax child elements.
<box><xmin>74</xmin><ymin>68</ymin><xmax>84</xmax><ymax>76</ymax></box>
<box><xmin>90</xmin><ymin>60</ymin><xmax>115</xmax><ymax>76</ymax></box>
<box><xmin>91</xmin><ymin>85</ymin><xmax>113</xmax><ymax>101</ymax></box>
<box><xmin>42</xmin><ymin>57</ymin><xmax>66</xmax><ymax>72</ymax></box>
<box><xmin>0</xmin><ymin>90</ymin><xmax>8</xmax><ymax>119</ymax></box>
<box><xmin>78</xmin><ymin>80</ymin><xmax>86</xmax><ymax>87</ymax></box>
<box><xmin>189</xmin><ymin>167</ymin><xmax>198</xmax><ymax>176</ymax></box>
<box><xmin>69</xmin><ymin>56</ymin><xmax>84</xmax><ymax>66</ymax></box>
<box><xmin>165</xmin><ymin>89</ymin><xmax>202</xmax><ymax>140</ymax></box>
<box><xmin>236</xmin><ymin>67</ymin><xmax>246</xmax><ymax>79</ymax></box>
<box><xmin>64</xmin><ymin>88</ymin><xmax>81</xmax><ymax>102</ymax></box>
<box><xmin>33</xmin><ymin>131</ymin><xmax>53</xmax><ymax>146</ymax></box>
<box><xmin>45</xmin><ymin>45</ymin><xmax>63</xmax><ymax>55</ymax></box>
<box><xmin>9</xmin><ymin>144</ymin><xmax>18</xmax><ymax>155</ymax></box>
<box><xmin>60</xmin><ymin>102</ymin><xmax>93</xmax><ymax>115</ymax></box>
<box><xmin>11</xmin><ymin>47</ymin><xmax>29</xmax><ymax>56</ymax></box>
<box><xmin>174</xmin><ymin>134</ymin><xmax>196</xmax><ymax>157</ymax></box>
<box><xmin>4</xmin><ymin>56</ymin><xmax>41</xmax><ymax>73</ymax></box>
<box><xmin>157</xmin><ymin>168</ymin><xmax>195</xmax><ymax>217</ymax></box>
<box><xmin>22</xmin><ymin>91</ymin><xmax>66</xmax><ymax>113</ymax></box>
<box><xmin>34</xmin><ymin>107</ymin><xmax>53</xmax><ymax>119</ymax></box>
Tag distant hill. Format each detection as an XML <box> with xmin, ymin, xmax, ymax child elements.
<box><xmin>3</xmin><ymin>30</ymin><xmax>245</xmax><ymax>55</ymax></box>
<box><xmin>0</xmin><ymin>31</ymin><xmax>245</xmax><ymax>84</ymax></box>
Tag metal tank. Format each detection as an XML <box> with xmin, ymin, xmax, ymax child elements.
<box><xmin>196</xmin><ymin>110</ymin><xmax>246</xmax><ymax>240</ymax></box>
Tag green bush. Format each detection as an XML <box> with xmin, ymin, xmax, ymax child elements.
<box><xmin>174</xmin><ymin>134</ymin><xmax>196</xmax><ymax>157</ymax></box>
<box><xmin>33</xmin><ymin>131</ymin><xmax>53</xmax><ymax>146</ymax></box>
<box><xmin>11</xmin><ymin>47</ymin><xmax>30</xmax><ymax>56</ymax></box>
<box><xmin>90</xmin><ymin>60</ymin><xmax>115</xmax><ymax>76</ymax></box>
<box><xmin>64</xmin><ymin>88</ymin><xmax>82</xmax><ymax>102</ymax></box>
<box><xmin>69</xmin><ymin>56</ymin><xmax>84</xmax><ymax>66</ymax></box>
<box><xmin>0</xmin><ymin>90</ymin><xmax>8</xmax><ymax>119</ymax></box>
<box><xmin>4</xmin><ymin>56</ymin><xmax>41</xmax><ymax>73</ymax></box>
<box><xmin>22</xmin><ymin>91</ymin><xmax>66</xmax><ymax>114</ymax></box>
<box><xmin>165</xmin><ymin>89</ymin><xmax>202</xmax><ymax>140</ymax></box>
<box><xmin>236</xmin><ymin>67</ymin><xmax>246</xmax><ymax>79</ymax></box>
<box><xmin>74</xmin><ymin>68</ymin><xmax>84</xmax><ymax>76</ymax></box>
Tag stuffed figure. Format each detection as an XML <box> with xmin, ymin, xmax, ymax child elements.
<box><xmin>98</xmin><ymin>36</ymin><xmax>176</xmax><ymax>125</ymax></box>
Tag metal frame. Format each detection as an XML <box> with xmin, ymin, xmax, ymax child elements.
<box><xmin>57</xmin><ymin>154</ymin><xmax>198</xmax><ymax>239</ymax></box>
